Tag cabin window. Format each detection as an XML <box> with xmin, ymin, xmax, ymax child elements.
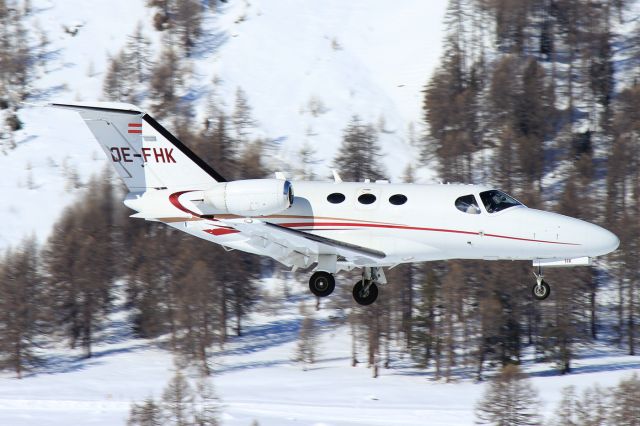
<box><xmin>327</xmin><ymin>193</ymin><xmax>346</xmax><ymax>204</ymax></box>
<box><xmin>358</xmin><ymin>193</ymin><xmax>377</xmax><ymax>205</ymax></box>
<box><xmin>389</xmin><ymin>194</ymin><xmax>407</xmax><ymax>205</ymax></box>
<box><xmin>479</xmin><ymin>190</ymin><xmax>522</xmax><ymax>213</ymax></box>
<box><xmin>455</xmin><ymin>194</ymin><xmax>481</xmax><ymax>214</ymax></box>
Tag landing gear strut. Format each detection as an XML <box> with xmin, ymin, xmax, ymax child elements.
<box><xmin>532</xmin><ymin>268</ymin><xmax>550</xmax><ymax>300</ymax></box>
<box><xmin>352</xmin><ymin>267</ymin><xmax>385</xmax><ymax>306</ymax></box>
<box><xmin>353</xmin><ymin>280</ymin><xmax>378</xmax><ymax>306</ymax></box>
<box><xmin>309</xmin><ymin>271</ymin><xmax>335</xmax><ymax>297</ymax></box>
<box><xmin>307</xmin><ymin>266</ymin><xmax>386</xmax><ymax>305</ymax></box>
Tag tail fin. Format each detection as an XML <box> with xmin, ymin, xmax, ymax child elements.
<box><xmin>50</xmin><ymin>102</ymin><xmax>226</xmax><ymax>191</ymax></box>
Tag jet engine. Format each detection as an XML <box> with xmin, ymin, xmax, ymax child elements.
<box><xmin>202</xmin><ymin>179</ymin><xmax>294</xmax><ymax>217</ymax></box>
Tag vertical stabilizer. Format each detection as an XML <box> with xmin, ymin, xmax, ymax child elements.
<box><xmin>50</xmin><ymin>102</ymin><xmax>225</xmax><ymax>191</ymax></box>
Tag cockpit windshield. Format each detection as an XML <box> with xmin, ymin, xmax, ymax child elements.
<box><xmin>479</xmin><ymin>190</ymin><xmax>523</xmax><ymax>213</ymax></box>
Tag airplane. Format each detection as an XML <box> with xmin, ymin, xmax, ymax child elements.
<box><xmin>48</xmin><ymin>102</ymin><xmax>620</xmax><ymax>305</ymax></box>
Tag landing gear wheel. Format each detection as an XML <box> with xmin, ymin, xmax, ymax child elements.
<box><xmin>532</xmin><ymin>280</ymin><xmax>551</xmax><ymax>300</ymax></box>
<box><xmin>309</xmin><ymin>272</ymin><xmax>335</xmax><ymax>297</ymax></box>
<box><xmin>352</xmin><ymin>280</ymin><xmax>378</xmax><ymax>306</ymax></box>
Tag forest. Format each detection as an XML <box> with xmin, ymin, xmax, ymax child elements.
<box><xmin>0</xmin><ymin>2</ymin><xmax>639</xmax><ymax>422</ymax></box>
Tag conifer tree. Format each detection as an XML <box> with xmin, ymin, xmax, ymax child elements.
<box><xmin>411</xmin><ymin>268</ymin><xmax>440</xmax><ymax>369</ymax></box>
<box><xmin>44</xmin><ymin>170</ymin><xmax>116</xmax><ymax>357</ymax></box>
<box><xmin>103</xmin><ymin>50</ymin><xmax>128</xmax><ymax>101</ymax></box>
<box><xmin>475</xmin><ymin>364</ymin><xmax>541</xmax><ymax>425</ymax></box>
<box><xmin>610</xmin><ymin>373</ymin><xmax>640</xmax><ymax>426</ymax></box>
<box><xmin>193</xmin><ymin>377</ymin><xmax>221</xmax><ymax>426</ymax></box>
<box><xmin>149</xmin><ymin>44</ymin><xmax>181</xmax><ymax>118</ymax></box>
<box><xmin>172</xmin><ymin>0</ymin><xmax>202</xmax><ymax>57</ymax></box>
<box><xmin>333</xmin><ymin>116</ymin><xmax>385</xmax><ymax>182</ymax></box>
<box><xmin>162</xmin><ymin>371</ymin><xmax>194</xmax><ymax>426</ymax></box>
<box><xmin>127</xmin><ymin>397</ymin><xmax>164</xmax><ymax>426</ymax></box>
<box><xmin>123</xmin><ymin>23</ymin><xmax>154</xmax><ymax>102</ymax></box>
<box><xmin>0</xmin><ymin>237</ymin><xmax>43</xmax><ymax>378</ymax></box>
<box><xmin>232</xmin><ymin>87</ymin><xmax>255</xmax><ymax>142</ymax></box>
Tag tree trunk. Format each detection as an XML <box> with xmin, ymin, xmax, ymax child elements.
<box><xmin>629</xmin><ymin>281</ymin><xmax>635</xmax><ymax>355</ymax></box>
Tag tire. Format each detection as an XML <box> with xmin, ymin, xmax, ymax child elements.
<box><xmin>309</xmin><ymin>271</ymin><xmax>335</xmax><ymax>297</ymax></box>
<box><xmin>532</xmin><ymin>280</ymin><xmax>551</xmax><ymax>300</ymax></box>
<box><xmin>352</xmin><ymin>280</ymin><xmax>379</xmax><ymax>306</ymax></box>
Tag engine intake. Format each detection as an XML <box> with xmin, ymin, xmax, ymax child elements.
<box><xmin>202</xmin><ymin>179</ymin><xmax>294</xmax><ymax>217</ymax></box>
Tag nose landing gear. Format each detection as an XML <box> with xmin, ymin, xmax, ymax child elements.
<box><xmin>532</xmin><ymin>269</ymin><xmax>550</xmax><ymax>300</ymax></box>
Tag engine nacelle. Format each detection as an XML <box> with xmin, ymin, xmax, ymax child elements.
<box><xmin>202</xmin><ymin>179</ymin><xmax>294</xmax><ymax>217</ymax></box>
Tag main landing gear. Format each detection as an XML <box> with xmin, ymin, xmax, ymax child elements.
<box><xmin>308</xmin><ymin>271</ymin><xmax>335</xmax><ymax>297</ymax></box>
<box><xmin>307</xmin><ymin>266</ymin><xmax>385</xmax><ymax>306</ymax></box>
<box><xmin>532</xmin><ymin>267</ymin><xmax>551</xmax><ymax>300</ymax></box>
<box><xmin>352</xmin><ymin>279</ymin><xmax>378</xmax><ymax>306</ymax></box>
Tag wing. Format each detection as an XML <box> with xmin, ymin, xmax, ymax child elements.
<box><xmin>217</xmin><ymin>218</ymin><xmax>386</xmax><ymax>269</ymax></box>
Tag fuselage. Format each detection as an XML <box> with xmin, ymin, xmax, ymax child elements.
<box><xmin>168</xmin><ymin>181</ymin><xmax>620</xmax><ymax>268</ymax></box>
<box><xmin>53</xmin><ymin>101</ymin><xmax>620</xmax><ymax>304</ymax></box>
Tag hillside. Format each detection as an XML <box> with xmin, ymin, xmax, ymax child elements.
<box><xmin>1</xmin><ymin>1</ymin><xmax>639</xmax><ymax>425</ymax></box>
<box><xmin>0</xmin><ymin>280</ymin><xmax>637</xmax><ymax>425</ymax></box>
<box><xmin>1</xmin><ymin>0</ymin><xmax>447</xmax><ymax>250</ymax></box>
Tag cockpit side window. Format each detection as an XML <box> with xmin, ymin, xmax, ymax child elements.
<box><xmin>479</xmin><ymin>190</ymin><xmax>522</xmax><ymax>213</ymax></box>
<box><xmin>455</xmin><ymin>194</ymin><xmax>481</xmax><ymax>214</ymax></box>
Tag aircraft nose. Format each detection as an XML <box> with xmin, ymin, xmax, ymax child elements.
<box><xmin>582</xmin><ymin>223</ymin><xmax>619</xmax><ymax>256</ymax></box>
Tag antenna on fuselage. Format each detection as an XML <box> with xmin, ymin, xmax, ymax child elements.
<box><xmin>332</xmin><ymin>169</ymin><xmax>343</xmax><ymax>183</ymax></box>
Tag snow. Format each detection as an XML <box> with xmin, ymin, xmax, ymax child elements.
<box><xmin>2</xmin><ymin>1</ymin><xmax>639</xmax><ymax>425</ymax></box>
<box><xmin>0</xmin><ymin>280</ymin><xmax>638</xmax><ymax>426</ymax></box>
<box><xmin>205</xmin><ymin>0</ymin><xmax>447</xmax><ymax>179</ymax></box>
<box><xmin>3</xmin><ymin>0</ymin><xmax>447</xmax><ymax>249</ymax></box>
<box><xmin>1</xmin><ymin>0</ymin><xmax>158</xmax><ymax>249</ymax></box>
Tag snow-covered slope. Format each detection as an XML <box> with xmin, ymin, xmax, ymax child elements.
<box><xmin>1</xmin><ymin>0</ymin><xmax>158</xmax><ymax>249</ymax></box>
<box><xmin>0</xmin><ymin>279</ymin><xmax>637</xmax><ymax>426</ymax></box>
<box><xmin>205</xmin><ymin>0</ymin><xmax>446</xmax><ymax>177</ymax></box>
<box><xmin>2</xmin><ymin>0</ymin><xmax>447</xmax><ymax>250</ymax></box>
<box><xmin>4</xmin><ymin>3</ymin><xmax>638</xmax><ymax>425</ymax></box>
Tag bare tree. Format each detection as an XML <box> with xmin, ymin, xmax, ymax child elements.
<box><xmin>294</xmin><ymin>302</ymin><xmax>317</xmax><ymax>369</ymax></box>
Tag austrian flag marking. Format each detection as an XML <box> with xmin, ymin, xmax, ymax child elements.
<box><xmin>128</xmin><ymin>123</ymin><xmax>142</xmax><ymax>134</ymax></box>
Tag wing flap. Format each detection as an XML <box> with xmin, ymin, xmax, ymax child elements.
<box><xmin>263</xmin><ymin>222</ymin><xmax>386</xmax><ymax>260</ymax></box>
<box><xmin>218</xmin><ymin>219</ymin><xmax>386</xmax><ymax>266</ymax></box>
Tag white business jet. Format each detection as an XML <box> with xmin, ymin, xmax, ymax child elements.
<box><xmin>50</xmin><ymin>102</ymin><xmax>619</xmax><ymax>305</ymax></box>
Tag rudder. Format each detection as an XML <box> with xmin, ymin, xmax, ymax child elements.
<box><xmin>50</xmin><ymin>102</ymin><xmax>225</xmax><ymax>191</ymax></box>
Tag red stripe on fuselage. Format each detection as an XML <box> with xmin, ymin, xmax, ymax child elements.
<box><xmin>277</xmin><ymin>222</ymin><xmax>580</xmax><ymax>246</ymax></box>
<box><xmin>168</xmin><ymin>191</ymin><xmax>202</xmax><ymax>218</ymax></box>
